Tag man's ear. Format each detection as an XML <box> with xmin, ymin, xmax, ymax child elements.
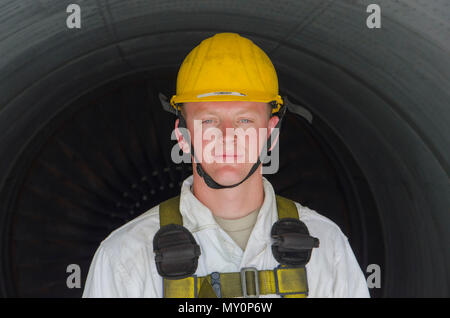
<box><xmin>267</xmin><ymin>115</ymin><xmax>280</xmax><ymax>152</ymax></box>
<box><xmin>174</xmin><ymin>118</ymin><xmax>191</xmax><ymax>153</ymax></box>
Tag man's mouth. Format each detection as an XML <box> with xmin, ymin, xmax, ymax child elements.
<box><xmin>213</xmin><ymin>154</ymin><xmax>244</xmax><ymax>161</ymax></box>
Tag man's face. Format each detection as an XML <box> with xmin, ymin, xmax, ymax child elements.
<box><xmin>175</xmin><ymin>101</ymin><xmax>279</xmax><ymax>186</ymax></box>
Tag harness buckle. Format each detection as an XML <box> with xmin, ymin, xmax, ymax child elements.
<box><xmin>240</xmin><ymin>267</ymin><xmax>260</xmax><ymax>298</ymax></box>
<box><xmin>274</xmin><ymin>265</ymin><xmax>309</xmax><ymax>297</ymax></box>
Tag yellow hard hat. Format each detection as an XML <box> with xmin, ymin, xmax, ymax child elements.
<box><xmin>170</xmin><ymin>32</ymin><xmax>283</xmax><ymax>114</ymax></box>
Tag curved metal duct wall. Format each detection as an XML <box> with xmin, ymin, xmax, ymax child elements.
<box><xmin>0</xmin><ymin>0</ymin><xmax>448</xmax><ymax>297</ymax></box>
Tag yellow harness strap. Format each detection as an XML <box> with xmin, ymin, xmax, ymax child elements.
<box><xmin>159</xmin><ymin>194</ymin><xmax>308</xmax><ymax>298</ymax></box>
<box><xmin>159</xmin><ymin>195</ymin><xmax>182</xmax><ymax>227</ymax></box>
<box><xmin>163</xmin><ymin>266</ymin><xmax>308</xmax><ymax>298</ymax></box>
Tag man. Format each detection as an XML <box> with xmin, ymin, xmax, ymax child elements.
<box><xmin>83</xmin><ymin>32</ymin><xmax>370</xmax><ymax>298</ymax></box>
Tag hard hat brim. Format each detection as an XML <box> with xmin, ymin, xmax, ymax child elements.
<box><xmin>170</xmin><ymin>93</ymin><xmax>283</xmax><ymax>113</ymax></box>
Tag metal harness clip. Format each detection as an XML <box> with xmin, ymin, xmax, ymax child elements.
<box><xmin>240</xmin><ymin>267</ymin><xmax>260</xmax><ymax>298</ymax></box>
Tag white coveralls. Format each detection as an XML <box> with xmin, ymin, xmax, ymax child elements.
<box><xmin>83</xmin><ymin>175</ymin><xmax>370</xmax><ymax>298</ymax></box>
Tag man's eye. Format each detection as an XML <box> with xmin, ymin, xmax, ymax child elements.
<box><xmin>202</xmin><ymin>119</ymin><xmax>214</xmax><ymax>124</ymax></box>
<box><xmin>240</xmin><ymin>119</ymin><xmax>252</xmax><ymax>124</ymax></box>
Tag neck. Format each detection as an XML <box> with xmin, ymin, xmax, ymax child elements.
<box><xmin>192</xmin><ymin>165</ymin><xmax>265</xmax><ymax>220</ymax></box>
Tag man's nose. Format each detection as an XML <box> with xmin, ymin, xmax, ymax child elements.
<box><xmin>218</xmin><ymin>119</ymin><xmax>236</xmax><ymax>143</ymax></box>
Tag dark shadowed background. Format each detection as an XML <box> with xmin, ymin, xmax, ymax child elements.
<box><xmin>0</xmin><ymin>0</ymin><xmax>449</xmax><ymax>297</ymax></box>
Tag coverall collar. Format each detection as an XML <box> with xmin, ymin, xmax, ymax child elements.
<box><xmin>178</xmin><ymin>175</ymin><xmax>278</xmax><ymax>256</ymax></box>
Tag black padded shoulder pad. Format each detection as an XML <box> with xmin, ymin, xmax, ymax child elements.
<box><xmin>271</xmin><ymin>218</ymin><xmax>320</xmax><ymax>266</ymax></box>
<box><xmin>153</xmin><ymin>224</ymin><xmax>201</xmax><ymax>279</ymax></box>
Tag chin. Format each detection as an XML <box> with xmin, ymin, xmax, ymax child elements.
<box><xmin>205</xmin><ymin>163</ymin><xmax>250</xmax><ymax>186</ymax></box>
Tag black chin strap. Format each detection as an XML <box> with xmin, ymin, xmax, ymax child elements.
<box><xmin>177</xmin><ymin>104</ymin><xmax>287</xmax><ymax>190</ymax></box>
